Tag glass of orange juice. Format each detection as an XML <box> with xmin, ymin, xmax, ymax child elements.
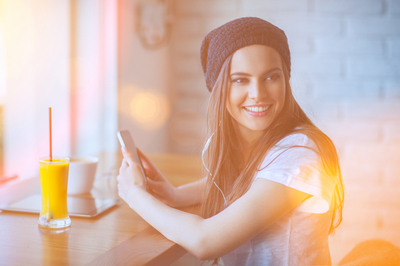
<box><xmin>38</xmin><ymin>156</ymin><xmax>71</xmax><ymax>228</ymax></box>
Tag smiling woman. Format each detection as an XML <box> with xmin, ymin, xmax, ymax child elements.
<box><xmin>116</xmin><ymin>17</ymin><xmax>344</xmax><ymax>266</ymax></box>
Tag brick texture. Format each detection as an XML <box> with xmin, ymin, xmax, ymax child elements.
<box><xmin>340</xmin><ymin>206</ymin><xmax>383</xmax><ymax>230</ymax></box>
<box><xmin>388</xmin><ymin>38</ymin><xmax>400</xmax><ymax>56</ymax></box>
<box><xmin>174</xmin><ymin>17</ymin><xmax>204</xmax><ymax>37</ymax></box>
<box><xmin>172</xmin><ymin>37</ymin><xmax>203</xmax><ymax>56</ymax></box>
<box><xmin>384</xmin><ymin>79</ymin><xmax>400</xmax><ymax>98</ymax></box>
<box><xmin>388</xmin><ymin>0</ymin><xmax>400</xmax><ymax>14</ymax></box>
<box><xmin>341</xmin><ymin>161</ymin><xmax>383</xmax><ymax>187</ymax></box>
<box><xmin>383</xmin><ymin>123</ymin><xmax>400</xmax><ymax>142</ymax></box>
<box><xmin>348</xmin><ymin>58</ymin><xmax>400</xmax><ymax>77</ymax></box>
<box><xmin>312</xmin><ymin>79</ymin><xmax>382</xmax><ymax>100</ymax></box>
<box><xmin>342</xmin><ymin>99</ymin><xmax>400</xmax><ymax>121</ymax></box>
<box><xmin>175</xmin><ymin>0</ymin><xmax>238</xmax><ymax>16</ymax></box>
<box><xmin>347</xmin><ymin>18</ymin><xmax>400</xmax><ymax>35</ymax></box>
<box><xmin>292</xmin><ymin>55</ymin><xmax>342</xmax><ymax>75</ymax></box>
<box><xmin>344</xmin><ymin>143</ymin><xmax>400</xmax><ymax>164</ymax></box>
<box><xmin>287</xmin><ymin>37</ymin><xmax>313</xmax><ymax>54</ymax></box>
<box><xmin>384</xmin><ymin>165</ymin><xmax>400</xmax><ymax>185</ymax></box>
<box><xmin>175</xmin><ymin>76</ymin><xmax>209</xmax><ymax>98</ymax></box>
<box><xmin>345</xmin><ymin>186</ymin><xmax>400</xmax><ymax>209</ymax></box>
<box><xmin>243</xmin><ymin>0</ymin><xmax>309</xmax><ymax>13</ymax></box>
<box><xmin>325</xmin><ymin>122</ymin><xmax>382</xmax><ymax>142</ymax></box>
<box><xmin>315</xmin><ymin>0</ymin><xmax>383</xmax><ymax>14</ymax></box>
<box><xmin>315</xmin><ymin>37</ymin><xmax>384</xmax><ymax>55</ymax></box>
<box><xmin>271</xmin><ymin>17</ymin><xmax>343</xmax><ymax>36</ymax></box>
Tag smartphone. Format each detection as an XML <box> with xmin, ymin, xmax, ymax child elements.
<box><xmin>117</xmin><ymin>130</ymin><xmax>147</xmax><ymax>181</ymax></box>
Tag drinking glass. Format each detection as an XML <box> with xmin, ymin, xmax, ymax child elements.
<box><xmin>38</xmin><ymin>157</ymin><xmax>71</xmax><ymax>228</ymax></box>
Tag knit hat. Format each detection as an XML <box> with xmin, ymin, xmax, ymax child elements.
<box><xmin>200</xmin><ymin>17</ymin><xmax>291</xmax><ymax>92</ymax></box>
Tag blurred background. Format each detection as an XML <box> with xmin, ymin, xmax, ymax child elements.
<box><xmin>0</xmin><ymin>0</ymin><xmax>399</xmax><ymax>264</ymax></box>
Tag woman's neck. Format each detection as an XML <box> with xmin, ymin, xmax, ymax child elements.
<box><xmin>234</xmin><ymin>127</ymin><xmax>261</xmax><ymax>162</ymax></box>
<box><xmin>235</xmin><ymin>126</ymin><xmax>262</xmax><ymax>148</ymax></box>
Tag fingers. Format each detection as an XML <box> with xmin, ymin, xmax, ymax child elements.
<box><xmin>117</xmin><ymin>177</ymin><xmax>128</xmax><ymax>201</ymax></box>
<box><xmin>146</xmin><ymin>178</ymin><xmax>169</xmax><ymax>197</ymax></box>
<box><xmin>137</xmin><ymin>149</ymin><xmax>156</xmax><ymax>172</ymax></box>
<box><xmin>119</xmin><ymin>158</ymin><xmax>128</xmax><ymax>176</ymax></box>
<box><xmin>146</xmin><ymin>178</ymin><xmax>160</xmax><ymax>195</ymax></box>
<box><xmin>120</xmin><ymin>157</ymin><xmax>140</xmax><ymax>176</ymax></box>
<box><xmin>116</xmin><ymin>173</ymin><xmax>127</xmax><ymax>189</ymax></box>
<box><xmin>121</xmin><ymin>147</ymin><xmax>135</xmax><ymax>166</ymax></box>
<box><xmin>145</xmin><ymin>168</ymin><xmax>151</xmax><ymax>177</ymax></box>
<box><xmin>121</xmin><ymin>158</ymin><xmax>128</xmax><ymax>168</ymax></box>
<box><xmin>146</xmin><ymin>178</ymin><xmax>160</xmax><ymax>191</ymax></box>
<box><xmin>136</xmin><ymin>149</ymin><xmax>166</xmax><ymax>183</ymax></box>
<box><xmin>146</xmin><ymin>178</ymin><xmax>172</xmax><ymax>206</ymax></box>
<box><xmin>137</xmin><ymin>148</ymin><xmax>147</xmax><ymax>162</ymax></box>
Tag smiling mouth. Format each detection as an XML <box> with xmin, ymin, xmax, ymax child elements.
<box><xmin>243</xmin><ymin>106</ymin><xmax>269</xmax><ymax>113</ymax></box>
<box><xmin>243</xmin><ymin>105</ymin><xmax>271</xmax><ymax>117</ymax></box>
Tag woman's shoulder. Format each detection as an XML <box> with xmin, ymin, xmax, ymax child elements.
<box><xmin>274</xmin><ymin>132</ymin><xmax>316</xmax><ymax>150</ymax></box>
<box><xmin>259</xmin><ymin>131</ymin><xmax>320</xmax><ymax>168</ymax></box>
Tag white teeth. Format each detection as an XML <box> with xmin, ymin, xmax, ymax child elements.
<box><xmin>245</xmin><ymin>106</ymin><xmax>269</xmax><ymax>112</ymax></box>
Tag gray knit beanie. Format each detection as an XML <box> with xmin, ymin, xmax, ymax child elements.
<box><xmin>200</xmin><ymin>17</ymin><xmax>291</xmax><ymax>92</ymax></box>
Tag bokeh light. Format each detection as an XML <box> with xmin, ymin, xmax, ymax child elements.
<box><xmin>120</xmin><ymin>85</ymin><xmax>170</xmax><ymax>130</ymax></box>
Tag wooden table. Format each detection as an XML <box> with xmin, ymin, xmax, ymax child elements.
<box><xmin>0</xmin><ymin>153</ymin><xmax>203</xmax><ymax>266</ymax></box>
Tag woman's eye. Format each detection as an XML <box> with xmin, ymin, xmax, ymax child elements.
<box><xmin>266</xmin><ymin>74</ymin><xmax>279</xmax><ymax>81</ymax></box>
<box><xmin>232</xmin><ymin>78</ymin><xmax>248</xmax><ymax>84</ymax></box>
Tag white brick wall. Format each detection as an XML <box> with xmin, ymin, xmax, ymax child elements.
<box><xmin>175</xmin><ymin>0</ymin><xmax>238</xmax><ymax>16</ymax></box>
<box><xmin>287</xmin><ymin>37</ymin><xmax>313</xmax><ymax>53</ymax></box>
<box><xmin>315</xmin><ymin>38</ymin><xmax>384</xmax><ymax>55</ymax></box>
<box><xmin>347</xmin><ymin>18</ymin><xmax>400</xmax><ymax>35</ymax></box>
<box><xmin>388</xmin><ymin>38</ymin><xmax>400</xmax><ymax>56</ymax></box>
<box><xmin>384</xmin><ymin>78</ymin><xmax>400</xmax><ymax>98</ymax></box>
<box><xmin>348</xmin><ymin>58</ymin><xmax>400</xmax><ymax>77</ymax></box>
<box><xmin>243</xmin><ymin>0</ymin><xmax>309</xmax><ymax>13</ymax></box>
<box><xmin>383</xmin><ymin>124</ymin><xmax>400</xmax><ymax>142</ymax></box>
<box><xmin>292</xmin><ymin>55</ymin><xmax>342</xmax><ymax>75</ymax></box>
<box><xmin>271</xmin><ymin>17</ymin><xmax>344</xmax><ymax>36</ymax></box>
<box><xmin>315</xmin><ymin>0</ymin><xmax>384</xmax><ymax>14</ymax></box>
<box><xmin>341</xmin><ymin>162</ymin><xmax>383</xmax><ymax>186</ymax></box>
<box><xmin>388</xmin><ymin>0</ymin><xmax>400</xmax><ymax>14</ymax></box>
<box><xmin>385</xmin><ymin>165</ymin><xmax>400</xmax><ymax>185</ymax></box>
<box><xmin>342</xmin><ymin>99</ymin><xmax>400</xmax><ymax>120</ymax></box>
<box><xmin>312</xmin><ymin>79</ymin><xmax>381</xmax><ymax>99</ymax></box>
<box><xmin>168</xmin><ymin>0</ymin><xmax>400</xmax><ymax>264</ymax></box>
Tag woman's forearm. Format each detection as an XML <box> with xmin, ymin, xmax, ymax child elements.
<box><xmin>128</xmin><ymin>186</ymin><xmax>206</xmax><ymax>258</ymax></box>
<box><xmin>173</xmin><ymin>177</ymin><xmax>207</xmax><ymax>208</ymax></box>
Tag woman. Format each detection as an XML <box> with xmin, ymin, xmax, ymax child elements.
<box><xmin>117</xmin><ymin>17</ymin><xmax>344</xmax><ymax>265</ymax></box>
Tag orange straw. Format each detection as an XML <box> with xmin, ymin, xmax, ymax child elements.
<box><xmin>49</xmin><ymin>107</ymin><xmax>52</xmax><ymax>162</ymax></box>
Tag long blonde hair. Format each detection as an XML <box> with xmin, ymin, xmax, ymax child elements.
<box><xmin>201</xmin><ymin>53</ymin><xmax>344</xmax><ymax>234</ymax></box>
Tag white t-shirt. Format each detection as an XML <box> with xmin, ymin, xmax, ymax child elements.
<box><xmin>222</xmin><ymin>133</ymin><xmax>337</xmax><ymax>266</ymax></box>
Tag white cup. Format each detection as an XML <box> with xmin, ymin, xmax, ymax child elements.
<box><xmin>67</xmin><ymin>156</ymin><xmax>99</xmax><ymax>195</ymax></box>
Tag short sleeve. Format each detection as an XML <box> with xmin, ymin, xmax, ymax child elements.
<box><xmin>254</xmin><ymin>134</ymin><xmax>337</xmax><ymax>214</ymax></box>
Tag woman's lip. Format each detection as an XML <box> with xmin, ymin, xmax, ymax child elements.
<box><xmin>244</xmin><ymin>104</ymin><xmax>269</xmax><ymax>108</ymax></box>
<box><xmin>243</xmin><ymin>107</ymin><xmax>270</xmax><ymax>117</ymax></box>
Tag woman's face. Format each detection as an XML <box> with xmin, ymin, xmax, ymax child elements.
<box><xmin>227</xmin><ymin>45</ymin><xmax>286</xmax><ymax>143</ymax></box>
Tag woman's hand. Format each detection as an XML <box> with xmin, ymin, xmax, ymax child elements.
<box><xmin>117</xmin><ymin>147</ymin><xmax>147</xmax><ymax>207</ymax></box>
<box><xmin>137</xmin><ymin>149</ymin><xmax>179</xmax><ymax>207</ymax></box>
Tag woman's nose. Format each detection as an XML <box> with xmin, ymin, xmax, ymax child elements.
<box><xmin>248</xmin><ymin>81</ymin><xmax>267</xmax><ymax>101</ymax></box>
